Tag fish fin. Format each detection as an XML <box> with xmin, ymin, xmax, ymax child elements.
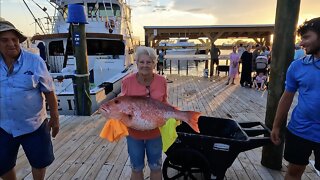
<box><xmin>186</xmin><ymin>111</ymin><xmax>201</xmax><ymax>133</ymax></box>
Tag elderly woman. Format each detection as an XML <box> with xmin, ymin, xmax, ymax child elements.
<box><xmin>121</xmin><ymin>46</ymin><xmax>168</xmax><ymax>180</ymax></box>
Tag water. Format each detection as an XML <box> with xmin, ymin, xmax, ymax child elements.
<box><xmin>162</xmin><ymin>50</ymin><xmax>232</xmax><ymax>77</ymax></box>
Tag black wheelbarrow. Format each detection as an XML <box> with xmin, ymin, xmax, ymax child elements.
<box><xmin>162</xmin><ymin>116</ymin><xmax>271</xmax><ymax>180</ymax></box>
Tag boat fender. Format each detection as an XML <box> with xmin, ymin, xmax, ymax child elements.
<box><xmin>99</xmin><ymin>82</ymin><xmax>113</xmax><ymax>95</ymax></box>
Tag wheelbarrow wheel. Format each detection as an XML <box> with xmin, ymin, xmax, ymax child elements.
<box><xmin>163</xmin><ymin>148</ymin><xmax>211</xmax><ymax>180</ymax></box>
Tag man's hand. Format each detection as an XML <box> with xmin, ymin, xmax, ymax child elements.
<box><xmin>44</xmin><ymin>91</ymin><xmax>60</xmax><ymax>138</ymax></box>
<box><xmin>271</xmin><ymin>127</ymin><xmax>281</xmax><ymax>145</ymax></box>
<box><xmin>48</xmin><ymin>115</ymin><xmax>59</xmax><ymax>138</ymax></box>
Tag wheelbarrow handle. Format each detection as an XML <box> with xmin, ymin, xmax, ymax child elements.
<box><xmin>238</xmin><ymin>121</ymin><xmax>261</xmax><ymax>128</ymax></box>
<box><xmin>241</xmin><ymin>137</ymin><xmax>271</xmax><ymax>151</ymax></box>
<box><xmin>238</xmin><ymin>122</ymin><xmax>271</xmax><ymax>134</ymax></box>
<box><xmin>242</xmin><ymin>128</ymin><xmax>270</xmax><ymax>137</ymax></box>
<box><xmin>237</xmin><ymin>121</ymin><xmax>272</xmax><ymax>151</ymax></box>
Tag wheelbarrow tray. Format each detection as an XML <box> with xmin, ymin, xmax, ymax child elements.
<box><xmin>163</xmin><ymin>116</ymin><xmax>271</xmax><ymax>179</ymax></box>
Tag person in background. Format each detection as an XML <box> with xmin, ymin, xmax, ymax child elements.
<box><xmin>157</xmin><ymin>49</ymin><xmax>165</xmax><ymax>75</ymax></box>
<box><xmin>253</xmin><ymin>72</ymin><xmax>267</xmax><ymax>91</ymax></box>
<box><xmin>37</xmin><ymin>41</ymin><xmax>50</xmax><ymax>70</ymax></box>
<box><xmin>210</xmin><ymin>43</ymin><xmax>221</xmax><ymax>75</ymax></box>
<box><xmin>238</xmin><ymin>43</ymin><xmax>246</xmax><ymax>57</ymax></box>
<box><xmin>252</xmin><ymin>44</ymin><xmax>261</xmax><ymax>71</ymax></box>
<box><xmin>271</xmin><ymin>17</ymin><xmax>320</xmax><ymax>180</ymax></box>
<box><xmin>240</xmin><ymin>45</ymin><xmax>253</xmax><ymax>87</ymax></box>
<box><xmin>226</xmin><ymin>46</ymin><xmax>240</xmax><ymax>85</ymax></box>
<box><xmin>261</xmin><ymin>46</ymin><xmax>271</xmax><ymax>59</ymax></box>
<box><xmin>237</xmin><ymin>43</ymin><xmax>246</xmax><ymax>74</ymax></box>
<box><xmin>294</xmin><ymin>43</ymin><xmax>306</xmax><ymax>60</ymax></box>
<box><xmin>0</xmin><ymin>20</ymin><xmax>59</xmax><ymax>180</ymax></box>
<box><xmin>121</xmin><ymin>46</ymin><xmax>168</xmax><ymax>180</ymax></box>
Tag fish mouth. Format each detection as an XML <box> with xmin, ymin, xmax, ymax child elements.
<box><xmin>99</xmin><ymin>106</ymin><xmax>110</xmax><ymax>114</ymax></box>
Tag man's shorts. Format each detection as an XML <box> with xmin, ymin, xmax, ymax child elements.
<box><xmin>126</xmin><ymin>136</ymin><xmax>162</xmax><ymax>172</ymax></box>
<box><xmin>0</xmin><ymin>119</ymin><xmax>54</xmax><ymax>176</ymax></box>
<box><xmin>284</xmin><ymin>129</ymin><xmax>320</xmax><ymax>170</ymax></box>
<box><xmin>212</xmin><ymin>58</ymin><xmax>219</xmax><ymax>65</ymax></box>
<box><xmin>157</xmin><ymin>62</ymin><xmax>164</xmax><ymax>70</ymax></box>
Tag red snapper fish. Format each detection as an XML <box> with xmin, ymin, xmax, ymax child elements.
<box><xmin>99</xmin><ymin>96</ymin><xmax>201</xmax><ymax>133</ymax></box>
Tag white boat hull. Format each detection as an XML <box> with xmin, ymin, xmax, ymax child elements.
<box><xmin>166</xmin><ymin>49</ymin><xmax>197</xmax><ymax>55</ymax></box>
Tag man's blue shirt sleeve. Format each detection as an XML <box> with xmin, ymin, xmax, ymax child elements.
<box><xmin>285</xmin><ymin>60</ymin><xmax>298</xmax><ymax>93</ymax></box>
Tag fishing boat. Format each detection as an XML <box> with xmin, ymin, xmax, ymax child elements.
<box><xmin>160</xmin><ymin>39</ymin><xmax>197</xmax><ymax>55</ymax></box>
<box><xmin>29</xmin><ymin>0</ymin><xmax>137</xmax><ymax>115</ymax></box>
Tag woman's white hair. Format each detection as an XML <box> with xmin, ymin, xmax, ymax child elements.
<box><xmin>135</xmin><ymin>46</ymin><xmax>158</xmax><ymax>63</ymax></box>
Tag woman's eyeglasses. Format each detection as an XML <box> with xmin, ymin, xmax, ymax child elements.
<box><xmin>146</xmin><ymin>86</ymin><xmax>151</xmax><ymax>97</ymax></box>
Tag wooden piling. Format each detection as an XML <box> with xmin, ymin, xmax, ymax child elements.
<box><xmin>261</xmin><ymin>0</ymin><xmax>301</xmax><ymax>170</ymax></box>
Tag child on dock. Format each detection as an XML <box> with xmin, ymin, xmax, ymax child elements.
<box><xmin>253</xmin><ymin>72</ymin><xmax>267</xmax><ymax>90</ymax></box>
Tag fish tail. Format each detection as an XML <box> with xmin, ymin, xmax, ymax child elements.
<box><xmin>185</xmin><ymin>111</ymin><xmax>201</xmax><ymax>133</ymax></box>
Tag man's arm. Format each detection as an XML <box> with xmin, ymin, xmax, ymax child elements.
<box><xmin>271</xmin><ymin>91</ymin><xmax>295</xmax><ymax>145</ymax></box>
<box><xmin>44</xmin><ymin>91</ymin><xmax>60</xmax><ymax>138</ymax></box>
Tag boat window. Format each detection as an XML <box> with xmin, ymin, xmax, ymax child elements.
<box><xmin>48</xmin><ymin>40</ymin><xmax>74</xmax><ymax>56</ymax></box>
<box><xmin>87</xmin><ymin>3</ymin><xmax>120</xmax><ymax>18</ymax></box>
<box><xmin>48</xmin><ymin>39</ymin><xmax>124</xmax><ymax>56</ymax></box>
<box><xmin>48</xmin><ymin>40</ymin><xmax>64</xmax><ymax>56</ymax></box>
<box><xmin>87</xmin><ymin>39</ymin><xmax>125</xmax><ymax>56</ymax></box>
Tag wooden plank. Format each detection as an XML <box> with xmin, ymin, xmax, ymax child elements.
<box><xmin>236</xmin><ymin>152</ymin><xmax>262</xmax><ymax>180</ymax></box>
<box><xmin>244</xmin><ymin>149</ymin><xmax>275</xmax><ymax>180</ymax></box>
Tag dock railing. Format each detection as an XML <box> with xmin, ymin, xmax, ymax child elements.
<box><xmin>163</xmin><ymin>54</ymin><xmax>230</xmax><ymax>76</ymax></box>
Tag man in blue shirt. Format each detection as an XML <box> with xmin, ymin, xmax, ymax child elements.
<box><xmin>0</xmin><ymin>20</ymin><xmax>59</xmax><ymax>179</ymax></box>
<box><xmin>271</xmin><ymin>17</ymin><xmax>320</xmax><ymax>179</ymax></box>
<box><xmin>157</xmin><ymin>49</ymin><xmax>165</xmax><ymax>75</ymax></box>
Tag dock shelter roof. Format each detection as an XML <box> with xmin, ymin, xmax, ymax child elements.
<box><xmin>144</xmin><ymin>24</ymin><xmax>274</xmax><ymax>45</ymax></box>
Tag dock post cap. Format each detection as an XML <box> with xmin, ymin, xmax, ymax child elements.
<box><xmin>67</xmin><ymin>4</ymin><xmax>88</xmax><ymax>24</ymax></box>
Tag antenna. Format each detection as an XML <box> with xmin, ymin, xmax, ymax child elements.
<box><xmin>22</xmin><ymin>0</ymin><xmax>46</xmax><ymax>34</ymax></box>
<box><xmin>31</xmin><ymin>0</ymin><xmax>52</xmax><ymax>23</ymax></box>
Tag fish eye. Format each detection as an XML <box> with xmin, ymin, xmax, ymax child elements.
<box><xmin>114</xmin><ymin>100</ymin><xmax>120</xmax><ymax>104</ymax></box>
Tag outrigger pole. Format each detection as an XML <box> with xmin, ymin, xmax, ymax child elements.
<box><xmin>22</xmin><ymin>0</ymin><xmax>46</xmax><ymax>34</ymax></box>
<box><xmin>30</xmin><ymin>0</ymin><xmax>52</xmax><ymax>23</ymax></box>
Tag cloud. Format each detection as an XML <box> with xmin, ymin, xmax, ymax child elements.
<box><xmin>131</xmin><ymin>6</ymin><xmax>217</xmax><ymax>40</ymax></box>
<box><xmin>171</xmin><ymin>0</ymin><xmax>278</xmax><ymax>24</ymax></box>
<box><xmin>2</xmin><ymin>0</ymin><xmax>319</xmax><ymax>38</ymax></box>
<box><xmin>187</xmin><ymin>8</ymin><xmax>206</xmax><ymax>12</ymax></box>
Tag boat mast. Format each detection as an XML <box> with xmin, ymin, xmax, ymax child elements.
<box><xmin>22</xmin><ymin>0</ymin><xmax>46</xmax><ymax>34</ymax></box>
<box><xmin>31</xmin><ymin>0</ymin><xmax>52</xmax><ymax>23</ymax></box>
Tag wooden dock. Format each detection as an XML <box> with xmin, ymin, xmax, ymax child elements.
<box><xmin>15</xmin><ymin>74</ymin><xmax>319</xmax><ymax>180</ymax></box>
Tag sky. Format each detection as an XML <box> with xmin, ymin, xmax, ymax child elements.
<box><xmin>0</xmin><ymin>0</ymin><xmax>319</xmax><ymax>41</ymax></box>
